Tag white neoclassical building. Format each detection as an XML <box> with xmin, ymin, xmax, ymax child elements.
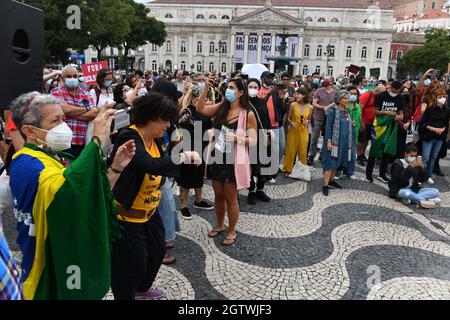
<box><xmin>140</xmin><ymin>0</ymin><xmax>395</xmax><ymax>79</ymax></box>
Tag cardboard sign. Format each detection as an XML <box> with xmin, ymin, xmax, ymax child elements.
<box><xmin>348</xmin><ymin>64</ymin><xmax>360</xmax><ymax>75</ymax></box>
<box><xmin>81</xmin><ymin>61</ymin><xmax>108</xmax><ymax>86</ymax></box>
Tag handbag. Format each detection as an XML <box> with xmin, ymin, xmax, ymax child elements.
<box><xmin>289</xmin><ymin>162</ymin><xmax>312</xmax><ymax>182</ymax></box>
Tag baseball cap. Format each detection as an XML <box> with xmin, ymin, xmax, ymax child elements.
<box><xmin>261</xmin><ymin>71</ymin><xmax>275</xmax><ymax>80</ymax></box>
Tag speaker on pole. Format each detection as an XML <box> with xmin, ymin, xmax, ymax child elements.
<box><xmin>0</xmin><ymin>0</ymin><xmax>44</xmax><ymax>109</ymax></box>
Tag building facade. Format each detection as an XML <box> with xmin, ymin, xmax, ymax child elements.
<box><xmin>388</xmin><ymin>32</ymin><xmax>425</xmax><ymax>79</ymax></box>
<box><xmin>394</xmin><ymin>0</ymin><xmax>446</xmax><ymax>20</ymax></box>
<box><xmin>394</xmin><ymin>8</ymin><xmax>450</xmax><ymax>32</ymax></box>
<box><xmin>142</xmin><ymin>0</ymin><xmax>396</xmax><ymax>79</ymax></box>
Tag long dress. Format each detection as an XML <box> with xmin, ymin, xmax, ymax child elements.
<box><xmin>283</xmin><ymin>103</ymin><xmax>312</xmax><ymax>173</ymax></box>
<box><xmin>321</xmin><ymin>107</ymin><xmax>354</xmax><ymax>171</ymax></box>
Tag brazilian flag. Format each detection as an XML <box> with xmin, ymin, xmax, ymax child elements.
<box><xmin>13</xmin><ymin>142</ymin><xmax>118</xmax><ymax>300</ymax></box>
<box><xmin>369</xmin><ymin>114</ymin><xmax>398</xmax><ymax>158</ymax></box>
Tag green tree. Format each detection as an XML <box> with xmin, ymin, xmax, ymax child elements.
<box><xmin>403</xmin><ymin>28</ymin><xmax>450</xmax><ymax>76</ymax></box>
<box><xmin>121</xmin><ymin>0</ymin><xmax>166</xmax><ymax>72</ymax></box>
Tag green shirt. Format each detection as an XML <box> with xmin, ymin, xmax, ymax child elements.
<box><xmin>346</xmin><ymin>103</ymin><xmax>362</xmax><ymax>142</ymax></box>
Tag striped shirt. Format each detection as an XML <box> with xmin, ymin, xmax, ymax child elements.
<box><xmin>0</xmin><ymin>221</ymin><xmax>22</xmax><ymax>300</ymax></box>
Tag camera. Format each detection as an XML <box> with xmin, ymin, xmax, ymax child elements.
<box><xmin>111</xmin><ymin>107</ymin><xmax>132</xmax><ymax>132</ymax></box>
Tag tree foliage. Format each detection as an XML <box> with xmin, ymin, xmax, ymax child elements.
<box><xmin>402</xmin><ymin>28</ymin><xmax>450</xmax><ymax>76</ymax></box>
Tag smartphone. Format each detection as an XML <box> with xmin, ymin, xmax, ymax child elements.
<box><xmin>276</xmin><ymin>84</ymin><xmax>286</xmax><ymax>90</ymax></box>
<box><xmin>417</xmin><ymin>156</ymin><xmax>422</xmax><ymax>162</ymax></box>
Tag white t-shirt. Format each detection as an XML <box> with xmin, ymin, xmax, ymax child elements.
<box><xmin>90</xmin><ymin>88</ymin><xmax>114</xmax><ymax>108</ymax></box>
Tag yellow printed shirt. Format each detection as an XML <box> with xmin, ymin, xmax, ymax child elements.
<box><xmin>117</xmin><ymin>125</ymin><xmax>162</xmax><ymax>223</ymax></box>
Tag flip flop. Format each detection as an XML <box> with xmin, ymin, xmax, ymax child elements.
<box><xmin>222</xmin><ymin>235</ymin><xmax>237</xmax><ymax>246</ymax></box>
<box><xmin>162</xmin><ymin>254</ymin><xmax>176</xmax><ymax>265</ymax></box>
<box><xmin>208</xmin><ymin>228</ymin><xmax>225</xmax><ymax>238</ymax></box>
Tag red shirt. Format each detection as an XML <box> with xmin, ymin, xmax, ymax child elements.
<box><xmin>359</xmin><ymin>90</ymin><xmax>376</xmax><ymax>125</ymax></box>
<box><xmin>51</xmin><ymin>86</ymin><xmax>95</xmax><ymax>146</ymax></box>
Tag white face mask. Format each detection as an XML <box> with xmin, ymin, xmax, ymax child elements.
<box><xmin>35</xmin><ymin>122</ymin><xmax>73</xmax><ymax>151</ymax></box>
<box><xmin>437</xmin><ymin>97</ymin><xmax>447</xmax><ymax>106</ymax></box>
<box><xmin>248</xmin><ymin>88</ymin><xmax>259</xmax><ymax>98</ymax></box>
<box><xmin>389</xmin><ymin>91</ymin><xmax>399</xmax><ymax>98</ymax></box>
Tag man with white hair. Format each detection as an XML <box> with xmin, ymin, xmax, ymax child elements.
<box><xmin>50</xmin><ymin>65</ymin><xmax>99</xmax><ymax>158</ymax></box>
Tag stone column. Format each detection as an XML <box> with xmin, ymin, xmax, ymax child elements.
<box><xmin>337</xmin><ymin>38</ymin><xmax>345</xmax><ymax>76</ymax></box>
<box><xmin>296</xmin><ymin>34</ymin><xmax>304</xmax><ymax>76</ymax></box>
<box><xmin>355</xmin><ymin>39</ymin><xmax>361</xmax><ymax>64</ymax></box>
<box><xmin>188</xmin><ymin>34</ymin><xmax>194</xmax><ymax>72</ymax></box>
<box><xmin>257</xmin><ymin>33</ymin><xmax>263</xmax><ymax>64</ymax></box>
<box><xmin>270</xmin><ymin>33</ymin><xmax>276</xmax><ymax>72</ymax></box>
<box><xmin>243</xmin><ymin>32</ymin><xmax>249</xmax><ymax>65</ymax></box>
<box><xmin>230</xmin><ymin>33</ymin><xmax>236</xmax><ymax>70</ymax></box>
<box><xmin>173</xmin><ymin>34</ymin><xmax>178</xmax><ymax>70</ymax></box>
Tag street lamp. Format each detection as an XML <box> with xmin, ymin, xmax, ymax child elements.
<box><xmin>324</xmin><ymin>44</ymin><xmax>333</xmax><ymax>76</ymax></box>
<box><xmin>217</xmin><ymin>40</ymin><xmax>225</xmax><ymax>75</ymax></box>
<box><xmin>201</xmin><ymin>54</ymin><xmax>205</xmax><ymax>73</ymax></box>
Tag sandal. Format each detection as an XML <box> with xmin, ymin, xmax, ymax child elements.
<box><xmin>208</xmin><ymin>228</ymin><xmax>225</xmax><ymax>238</ymax></box>
<box><xmin>165</xmin><ymin>241</ymin><xmax>175</xmax><ymax>249</ymax></box>
<box><xmin>162</xmin><ymin>254</ymin><xmax>176</xmax><ymax>265</ymax></box>
<box><xmin>222</xmin><ymin>234</ymin><xmax>237</xmax><ymax>246</ymax></box>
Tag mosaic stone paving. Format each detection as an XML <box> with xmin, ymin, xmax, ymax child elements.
<box><xmin>2</xmin><ymin>156</ymin><xmax>450</xmax><ymax>300</ymax></box>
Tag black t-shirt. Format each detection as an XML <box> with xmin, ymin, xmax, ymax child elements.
<box><xmin>374</xmin><ymin>91</ymin><xmax>405</xmax><ymax>114</ymax></box>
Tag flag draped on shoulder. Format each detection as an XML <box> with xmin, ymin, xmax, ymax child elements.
<box><xmin>369</xmin><ymin>115</ymin><xmax>398</xmax><ymax>158</ymax></box>
<box><xmin>12</xmin><ymin>141</ymin><xmax>118</xmax><ymax>300</ymax></box>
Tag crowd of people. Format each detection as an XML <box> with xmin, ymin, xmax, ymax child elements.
<box><xmin>0</xmin><ymin>64</ymin><xmax>449</xmax><ymax>300</ymax></box>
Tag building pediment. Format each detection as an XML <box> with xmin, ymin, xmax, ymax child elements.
<box><xmin>230</xmin><ymin>6</ymin><xmax>306</xmax><ymax>27</ymax></box>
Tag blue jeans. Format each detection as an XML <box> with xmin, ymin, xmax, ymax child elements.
<box><xmin>422</xmin><ymin>140</ymin><xmax>443</xmax><ymax>178</ymax></box>
<box><xmin>157</xmin><ymin>179</ymin><xmax>180</xmax><ymax>242</ymax></box>
<box><xmin>397</xmin><ymin>187</ymin><xmax>439</xmax><ymax>203</ymax></box>
<box><xmin>273</xmin><ymin>127</ymin><xmax>286</xmax><ymax>163</ymax></box>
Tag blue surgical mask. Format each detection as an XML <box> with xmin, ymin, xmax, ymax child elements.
<box><xmin>65</xmin><ymin>78</ymin><xmax>79</xmax><ymax>88</ymax></box>
<box><xmin>104</xmin><ymin>80</ymin><xmax>113</xmax><ymax>88</ymax></box>
<box><xmin>79</xmin><ymin>82</ymin><xmax>89</xmax><ymax>90</ymax></box>
<box><xmin>407</xmin><ymin>156</ymin><xmax>416</xmax><ymax>164</ymax></box>
<box><xmin>313</xmin><ymin>78</ymin><xmax>320</xmax><ymax>85</ymax></box>
<box><xmin>349</xmin><ymin>95</ymin><xmax>358</xmax><ymax>102</ymax></box>
<box><xmin>424</xmin><ymin>79</ymin><xmax>431</xmax><ymax>86</ymax></box>
<box><xmin>197</xmin><ymin>82</ymin><xmax>205</xmax><ymax>90</ymax></box>
<box><xmin>225</xmin><ymin>88</ymin><xmax>237</xmax><ymax>103</ymax></box>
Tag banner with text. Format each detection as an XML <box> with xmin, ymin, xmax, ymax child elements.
<box><xmin>247</xmin><ymin>34</ymin><xmax>258</xmax><ymax>64</ymax></box>
<box><xmin>234</xmin><ymin>34</ymin><xmax>244</xmax><ymax>64</ymax></box>
<box><xmin>261</xmin><ymin>35</ymin><xmax>272</xmax><ymax>64</ymax></box>
<box><xmin>81</xmin><ymin>61</ymin><xmax>108</xmax><ymax>86</ymax></box>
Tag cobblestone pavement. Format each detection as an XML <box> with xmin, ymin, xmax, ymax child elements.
<box><xmin>2</xmin><ymin>157</ymin><xmax>450</xmax><ymax>300</ymax></box>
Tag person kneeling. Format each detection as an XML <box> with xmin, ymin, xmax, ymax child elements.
<box><xmin>388</xmin><ymin>143</ymin><xmax>441</xmax><ymax>209</ymax></box>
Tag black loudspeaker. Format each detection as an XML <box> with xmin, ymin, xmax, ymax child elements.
<box><xmin>0</xmin><ymin>0</ymin><xmax>44</xmax><ymax>109</ymax></box>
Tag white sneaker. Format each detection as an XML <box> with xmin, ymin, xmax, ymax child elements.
<box><xmin>429</xmin><ymin>197</ymin><xmax>442</xmax><ymax>205</ymax></box>
<box><xmin>334</xmin><ymin>176</ymin><xmax>340</xmax><ymax>180</ymax></box>
<box><xmin>427</xmin><ymin>178</ymin><xmax>435</xmax><ymax>185</ymax></box>
<box><xmin>417</xmin><ymin>200</ymin><xmax>436</xmax><ymax>209</ymax></box>
<box><xmin>269</xmin><ymin>178</ymin><xmax>276</xmax><ymax>184</ymax></box>
<box><xmin>349</xmin><ymin>175</ymin><xmax>357</xmax><ymax>180</ymax></box>
<box><xmin>401</xmin><ymin>199</ymin><xmax>411</xmax><ymax>205</ymax></box>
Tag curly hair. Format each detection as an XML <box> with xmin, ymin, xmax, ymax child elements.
<box><xmin>132</xmin><ymin>92</ymin><xmax>179</xmax><ymax>127</ymax></box>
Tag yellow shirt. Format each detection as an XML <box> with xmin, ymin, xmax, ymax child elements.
<box><xmin>117</xmin><ymin>125</ymin><xmax>162</xmax><ymax>223</ymax></box>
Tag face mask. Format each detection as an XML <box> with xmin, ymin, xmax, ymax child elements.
<box><xmin>389</xmin><ymin>91</ymin><xmax>399</xmax><ymax>98</ymax></box>
<box><xmin>138</xmin><ymin>87</ymin><xmax>148</xmax><ymax>97</ymax></box>
<box><xmin>262</xmin><ymin>83</ymin><xmax>271</xmax><ymax>89</ymax></box>
<box><xmin>225</xmin><ymin>88</ymin><xmax>237</xmax><ymax>103</ymax></box>
<box><xmin>407</xmin><ymin>156</ymin><xmax>416</xmax><ymax>164</ymax></box>
<box><xmin>437</xmin><ymin>97</ymin><xmax>447</xmax><ymax>106</ymax></box>
<box><xmin>104</xmin><ymin>80</ymin><xmax>113</xmax><ymax>88</ymax></box>
<box><xmin>35</xmin><ymin>122</ymin><xmax>73</xmax><ymax>152</ymax></box>
<box><xmin>313</xmin><ymin>78</ymin><xmax>320</xmax><ymax>85</ymax></box>
<box><xmin>79</xmin><ymin>83</ymin><xmax>88</xmax><ymax>90</ymax></box>
<box><xmin>349</xmin><ymin>95</ymin><xmax>358</xmax><ymax>103</ymax></box>
<box><xmin>424</xmin><ymin>79</ymin><xmax>431</xmax><ymax>86</ymax></box>
<box><xmin>65</xmin><ymin>78</ymin><xmax>79</xmax><ymax>89</ymax></box>
<box><xmin>248</xmin><ymin>88</ymin><xmax>259</xmax><ymax>98</ymax></box>
<box><xmin>197</xmin><ymin>82</ymin><xmax>205</xmax><ymax>90</ymax></box>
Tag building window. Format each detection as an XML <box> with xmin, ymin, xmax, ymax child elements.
<box><xmin>197</xmin><ymin>41</ymin><xmax>202</xmax><ymax>53</ymax></box>
<box><xmin>304</xmin><ymin>44</ymin><xmax>310</xmax><ymax>57</ymax></box>
<box><xmin>221</xmin><ymin>42</ymin><xmax>227</xmax><ymax>54</ymax></box>
<box><xmin>328</xmin><ymin>45</ymin><xmax>335</xmax><ymax>57</ymax></box>
<box><xmin>346</xmin><ymin>46</ymin><xmax>352</xmax><ymax>58</ymax></box>
<box><xmin>181</xmin><ymin>61</ymin><xmax>186</xmax><ymax>71</ymax></box>
<box><xmin>166</xmin><ymin>41</ymin><xmax>171</xmax><ymax>52</ymax></box>
<box><xmin>302</xmin><ymin>65</ymin><xmax>309</xmax><ymax>76</ymax></box>
<box><xmin>152</xmin><ymin>44</ymin><xmax>158</xmax><ymax>52</ymax></box>
<box><xmin>345</xmin><ymin>67</ymin><xmax>349</xmax><ymax>77</ymax></box>
<box><xmin>305</xmin><ymin>17</ymin><xmax>313</xmax><ymax>22</ymax></box>
<box><xmin>209</xmin><ymin>62</ymin><xmax>214</xmax><ymax>72</ymax></box>
<box><xmin>222</xmin><ymin>15</ymin><xmax>230</xmax><ymax>20</ymax></box>
<box><xmin>164</xmin><ymin>14</ymin><xmax>173</xmax><ymax>19</ymax></box>
<box><xmin>221</xmin><ymin>62</ymin><xmax>227</xmax><ymax>73</ymax></box>
<box><xmin>376</xmin><ymin>47</ymin><xmax>383</xmax><ymax>59</ymax></box>
<box><xmin>315</xmin><ymin>66</ymin><xmax>321</xmax><ymax>74</ymax></box>
<box><xmin>432</xmin><ymin>2</ymin><xmax>436</xmax><ymax>9</ymax></box>
<box><xmin>196</xmin><ymin>14</ymin><xmax>205</xmax><ymax>19</ymax></box>
<box><xmin>331</xmin><ymin>18</ymin><xmax>339</xmax><ymax>23</ymax></box>
<box><xmin>361</xmin><ymin>46</ymin><xmax>368</xmax><ymax>59</ymax></box>
<box><xmin>209</xmin><ymin>42</ymin><xmax>215</xmax><ymax>54</ymax></box>
<box><xmin>328</xmin><ymin>66</ymin><xmax>333</xmax><ymax>76</ymax></box>
<box><xmin>197</xmin><ymin>62</ymin><xmax>202</xmax><ymax>72</ymax></box>
<box><xmin>317</xmin><ymin>45</ymin><xmax>322</xmax><ymax>57</ymax></box>
<box><xmin>396</xmin><ymin>50</ymin><xmax>403</xmax><ymax>59</ymax></box>
<box><xmin>209</xmin><ymin>15</ymin><xmax>217</xmax><ymax>19</ymax></box>
<box><xmin>152</xmin><ymin>60</ymin><xmax>157</xmax><ymax>71</ymax></box>
<box><xmin>181</xmin><ymin>41</ymin><xmax>186</xmax><ymax>53</ymax></box>
<box><xmin>318</xmin><ymin>17</ymin><xmax>326</xmax><ymax>23</ymax></box>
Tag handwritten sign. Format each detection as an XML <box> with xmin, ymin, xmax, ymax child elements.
<box><xmin>81</xmin><ymin>61</ymin><xmax>108</xmax><ymax>86</ymax></box>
